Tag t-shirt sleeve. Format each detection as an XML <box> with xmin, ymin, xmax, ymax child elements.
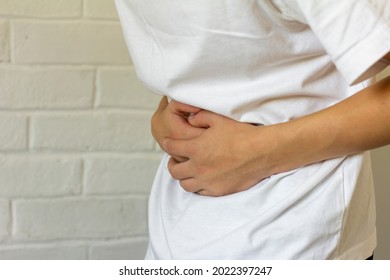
<box><xmin>275</xmin><ymin>0</ymin><xmax>390</xmax><ymax>85</ymax></box>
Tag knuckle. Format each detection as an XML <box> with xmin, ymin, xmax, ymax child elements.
<box><xmin>169</xmin><ymin>100</ymin><xmax>178</xmax><ymax>107</ymax></box>
<box><xmin>185</xmin><ymin>144</ymin><xmax>196</xmax><ymax>157</ymax></box>
<box><xmin>170</xmin><ymin>130</ymin><xmax>181</xmax><ymax>140</ymax></box>
<box><xmin>167</xmin><ymin>160</ymin><xmax>178</xmax><ymax>179</ymax></box>
<box><xmin>179</xmin><ymin>180</ymin><xmax>195</xmax><ymax>193</ymax></box>
<box><xmin>161</xmin><ymin>138</ymin><xmax>171</xmax><ymax>152</ymax></box>
<box><xmin>169</xmin><ymin>171</ymin><xmax>179</xmax><ymax>180</ymax></box>
<box><xmin>170</xmin><ymin>173</ymin><xmax>179</xmax><ymax>180</ymax></box>
<box><xmin>193</xmin><ymin>164</ymin><xmax>207</xmax><ymax>176</ymax></box>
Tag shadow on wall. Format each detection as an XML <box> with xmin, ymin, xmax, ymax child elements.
<box><xmin>371</xmin><ymin>146</ymin><xmax>390</xmax><ymax>260</ymax></box>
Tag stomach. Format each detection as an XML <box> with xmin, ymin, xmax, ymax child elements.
<box><xmin>146</xmin><ymin>153</ymin><xmax>356</xmax><ymax>259</ymax></box>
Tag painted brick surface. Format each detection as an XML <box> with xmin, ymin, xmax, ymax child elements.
<box><xmin>13</xmin><ymin>198</ymin><xmax>148</xmax><ymax>240</ymax></box>
<box><xmin>0</xmin><ymin>200</ymin><xmax>10</xmax><ymax>242</ymax></box>
<box><xmin>0</xmin><ymin>155</ymin><xmax>81</xmax><ymax>198</ymax></box>
<box><xmin>0</xmin><ymin>66</ymin><xmax>94</xmax><ymax>109</ymax></box>
<box><xmin>31</xmin><ymin>112</ymin><xmax>154</xmax><ymax>152</ymax></box>
<box><xmin>89</xmin><ymin>237</ymin><xmax>149</xmax><ymax>260</ymax></box>
<box><xmin>0</xmin><ymin>114</ymin><xmax>27</xmax><ymax>151</ymax></box>
<box><xmin>0</xmin><ymin>245</ymin><xmax>87</xmax><ymax>260</ymax></box>
<box><xmin>0</xmin><ymin>19</ymin><xmax>8</xmax><ymax>62</ymax></box>
<box><xmin>0</xmin><ymin>0</ymin><xmax>155</xmax><ymax>259</ymax></box>
<box><xmin>0</xmin><ymin>0</ymin><xmax>82</xmax><ymax>18</ymax></box>
<box><xmin>97</xmin><ymin>67</ymin><xmax>161</xmax><ymax>109</ymax></box>
<box><xmin>12</xmin><ymin>21</ymin><xmax>131</xmax><ymax>64</ymax></box>
<box><xmin>84</xmin><ymin>0</ymin><xmax>119</xmax><ymax>19</ymax></box>
<box><xmin>84</xmin><ymin>154</ymin><xmax>163</xmax><ymax>195</ymax></box>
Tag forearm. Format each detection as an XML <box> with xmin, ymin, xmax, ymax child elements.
<box><xmin>264</xmin><ymin>76</ymin><xmax>390</xmax><ymax>175</ymax></box>
<box><xmin>158</xmin><ymin>75</ymin><xmax>390</xmax><ymax>196</ymax></box>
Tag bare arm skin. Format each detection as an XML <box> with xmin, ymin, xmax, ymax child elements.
<box><xmin>153</xmin><ymin>54</ymin><xmax>390</xmax><ymax>196</ymax></box>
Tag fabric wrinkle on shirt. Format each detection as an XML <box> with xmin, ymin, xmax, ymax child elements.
<box><xmin>116</xmin><ymin>0</ymin><xmax>390</xmax><ymax>259</ymax></box>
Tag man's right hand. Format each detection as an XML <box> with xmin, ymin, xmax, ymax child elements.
<box><xmin>151</xmin><ymin>96</ymin><xmax>205</xmax><ymax>163</ymax></box>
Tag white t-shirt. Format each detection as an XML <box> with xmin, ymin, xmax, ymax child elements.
<box><xmin>116</xmin><ymin>0</ymin><xmax>390</xmax><ymax>259</ymax></box>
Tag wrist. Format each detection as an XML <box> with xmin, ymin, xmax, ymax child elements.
<box><xmin>245</xmin><ymin>123</ymin><xmax>287</xmax><ymax>179</ymax></box>
<box><xmin>251</xmin><ymin>120</ymin><xmax>313</xmax><ymax>177</ymax></box>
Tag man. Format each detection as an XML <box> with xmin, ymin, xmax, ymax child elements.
<box><xmin>117</xmin><ymin>0</ymin><xmax>390</xmax><ymax>259</ymax></box>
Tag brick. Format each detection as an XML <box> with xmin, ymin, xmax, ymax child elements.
<box><xmin>0</xmin><ymin>20</ymin><xmax>9</xmax><ymax>62</ymax></box>
<box><xmin>90</xmin><ymin>237</ymin><xmax>148</xmax><ymax>260</ymax></box>
<box><xmin>0</xmin><ymin>200</ymin><xmax>10</xmax><ymax>242</ymax></box>
<box><xmin>31</xmin><ymin>112</ymin><xmax>154</xmax><ymax>152</ymax></box>
<box><xmin>12</xmin><ymin>21</ymin><xmax>131</xmax><ymax>64</ymax></box>
<box><xmin>0</xmin><ymin>155</ymin><xmax>81</xmax><ymax>198</ymax></box>
<box><xmin>0</xmin><ymin>66</ymin><xmax>94</xmax><ymax>109</ymax></box>
<box><xmin>97</xmin><ymin>67</ymin><xmax>161</xmax><ymax>109</ymax></box>
<box><xmin>84</xmin><ymin>0</ymin><xmax>119</xmax><ymax>19</ymax></box>
<box><xmin>84</xmin><ymin>154</ymin><xmax>163</xmax><ymax>195</ymax></box>
<box><xmin>13</xmin><ymin>198</ymin><xmax>148</xmax><ymax>240</ymax></box>
<box><xmin>0</xmin><ymin>114</ymin><xmax>27</xmax><ymax>151</ymax></box>
<box><xmin>0</xmin><ymin>0</ymin><xmax>82</xmax><ymax>18</ymax></box>
<box><xmin>0</xmin><ymin>245</ymin><xmax>87</xmax><ymax>260</ymax></box>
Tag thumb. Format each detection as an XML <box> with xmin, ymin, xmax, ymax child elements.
<box><xmin>188</xmin><ymin>110</ymin><xmax>216</xmax><ymax>128</ymax></box>
<box><xmin>171</xmin><ymin>100</ymin><xmax>202</xmax><ymax>115</ymax></box>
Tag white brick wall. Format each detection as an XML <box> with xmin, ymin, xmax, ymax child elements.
<box><xmin>0</xmin><ymin>155</ymin><xmax>81</xmax><ymax>197</ymax></box>
<box><xmin>0</xmin><ymin>0</ymin><xmax>162</xmax><ymax>259</ymax></box>
<box><xmin>89</xmin><ymin>237</ymin><xmax>149</xmax><ymax>260</ymax></box>
<box><xmin>97</xmin><ymin>67</ymin><xmax>159</xmax><ymax>109</ymax></box>
<box><xmin>84</xmin><ymin>0</ymin><xmax>119</xmax><ymax>19</ymax></box>
<box><xmin>0</xmin><ymin>200</ymin><xmax>10</xmax><ymax>242</ymax></box>
<box><xmin>12</xmin><ymin>21</ymin><xmax>131</xmax><ymax>64</ymax></box>
<box><xmin>13</xmin><ymin>198</ymin><xmax>148</xmax><ymax>240</ymax></box>
<box><xmin>30</xmin><ymin>112</ymin><xmax>154</xmax><ymax>151</ymax></box>
<box><xmin>0</xmin><ymin>244</ymin><xmax>87</xmax><ymax>260</ymax></box>
<box><xmin>0</xmin><ymin>66</ymin><xmax>94</xmax><ymax>109</ymax></box>
<box><xmin>84</xmin><ymin>154</ymin><xmax>161</xmax><ymax>195</ymax></box>
<box><xmin>0</xmin><ymin>19</ymin><xmax>8</xmax><ymax>62</ymax></box>
<box><xmin>0</xmin><ymin>0</ymin><xmax>82</xmax><ymax>18</ymax></box>
<box><xmin>0</xmin><ymin>114</ymin><xmax>27</xmax><ymax>150</ymax></box>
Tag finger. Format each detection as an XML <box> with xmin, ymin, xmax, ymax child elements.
<box><xmin>178</xmin><ymin>178</ymin><xmax>204</xmax><ymax>194</ymax></box>
<box><xmin>162</xmin><ymin>138</ymin><xmax>193</xmax><ymax>159</ymax></box>
<box><xmin>157</xmin><ymin>96</ymin><xmax>169</xmax><ymax>110</ymax></box>
<box><xmin>195</xmin><ymin>189</ymin><xmax>213</xmax><ymax>196</ymax></box>
<box><xmin>170</xmin><ymin>100</ymin><xmax>202</xmax><ymax>115</ymax></box>
<box><xmin>168</xmin><ymin>157</ymin><xmax>194</xmax><ymax>180</ymax></box>
<box><xmin>174</xmin><ymin>121</ymin><xmax>205</xmax><ymax>140</ymax></box>
<box><xmin>188</xmin><ymin>110</ymin><xmax>220</xmax><ymax>128</ymax></box>
<box><xmin>171</xmin><ymin>155</ymin><xmax>188</xmax><ymax>163</ymax></box>
<box><xmin>179</xmin><ymin>180</ymin><xmax>217</xmax><ymax>197</ymax></box>
<box><xmin>179</xmin><ymin>179</ymin><xmax>216</xmax><ymax>197</ymax></box>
